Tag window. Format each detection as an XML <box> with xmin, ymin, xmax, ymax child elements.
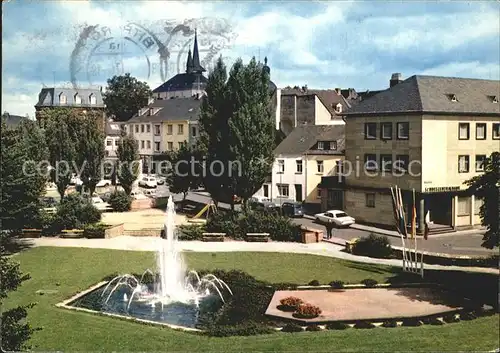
<box><xmin>396</xmin><ymin>122</ymin><xmax>409</xmax><ymax>139</ymax></box>
<box><xmin>364</xmin><ymin>154</ymin><xmax>377</xmax><ymax>171</ymax></box>
<box><xmin>458</xmin><ymin>123</ymin><xmax>470</xmax><ymax>140</ymax></box>
<box><xmin>149</xmin><ymin>108</ymin><xmax>153</xmax><ymax>116</ymax></box>
<box><xmin>329</xmin><ymin>141</ymin><xmax>337</xmax><ymax>150</ymax></box>
<box><xmin>317</xmin><ymin>160</ymin><xmax>324</xmax><ymax>173</ymax></box>
<box><xmin>178</xmin><ymin>142</ymin><xmax>185</xmax><ymax>149</ymax></box>
<box><xmin>167</xmin><ymin>142</ymin><xmax>173</xmax><ymax>151</ymax></box>
<box><xmin>381</xmin><ymin>122</ymin><xmax>392</xmax><ymax>140</ymax></box>
<box><xmin>178</xmin><ymin>124</ymin><xmax>184</xmax><ymax>134</ymax></box>
<box><xmin>135</xmin><ymin>125</ymin><xmax>139</xmax><ymax>133</ymax></box>
<box><xmin>154</xmin><ymin>142</ymin><xmax>160</xmax><ymax>152</ymax></box>
<box><xmin>380</xmin><ymin>154</ymin><xmax>392</xmax><ymax>171</ymax></box>
<box><xmin>475</xmin><ymin>155</ymin><xmax>486</xmax><ymax>172</ymax></box>
<box><xmin>191</xmin><ymin>127</ymin><xmax>197</xmax><ymax>137</ymax></box>
<box><xmin>457</xmin><ymin>197</ymin><xmax>470</xmax><ymax>216</ymax></box>
<box><xmin>263</xmin><ymin>184</ymin><xmax>269</xmax><ymax>198</ymax></box>
<box><xmin>317</xmin><ymin>188</ymin><xmax>322</xmax><ymax>198</ymax></box>
<box><xmin>492</xmin><ymin>96</ymin><xmax>498</xmax><ymax>103</ymax></box>
<box><xmin>106</xmin><ymin>139</ymin><xmax>112</xmax><ymax>146</ymax></box>
<box><xmin>114</xmin><ymin>139</ymin><xmax>119</xmax><ymax>146</ymax></box>
<box><xmin>154</xmin><ymin>124</ymin><xmax>161</xmax><ymax>136</ymax></box>
<box><xmin>296</xmin><ymin>160</ymin><xmax>303</xmax><ymax>174</ymax></box>
<box><xmin>364</xmin><ymin>123</ymin><xmax>377</xmax><ymax>140</ymax></box>
<box><xmin>474</xmin><ymin>198</ymin><xmax>483</xmax><ymax>215</ymax></box>
<box><xmin>167</xmin><ymin>124</ymin><xmax>173</xmax><ymax>135</ymax></box>
<box><xmin>89</xmin><ymin>94</ymin><xmax>97</xmax><ymax>105</ymax></box>
<box><xmin>147</xmin><ymin>141</ymin><xmax>151</xmax><ymax>149</ymax></box>
<box><xmin>277</xmin><ymin>184</ymin><xmax>289</xmax><ymax>197</ymax></box>
<box><xmin>277</xmin><ymin>160</ymin><xmax>285</xmax><ymax>173</ymax></box>
<box><xmin>141</xmin><ymin>140</ymin><xmax>145</xmax><ymax>149</ymax></box>
<box><xmin>365</xmin><ymin>193</ymin><xmax>375</xmax><ymax>208</ymax></box>
<box><xmin>450</xmin><ymin>94</ymin><xmax>458</xmax><ymax>102</ymax></box>
<box><xmin>458</xmin><ymin>155</ymin><xmax>470</xmax><ymax>173</ymax></box>
<box><xmin>394</xmin><ymin>154</ymin><xmax>409</xmax><ymax>173</ymax></box>
<box><xmin>59</xmin><ymin>93</ymin><xmax>67</xmax><ymax>104</ymax></box>
<box><xmin>493</xmin><ymin>123</ymin><xmax>500</xmax><ymax>140</ymax></box>
<box><xmin>74</xmin><ymin>94</ymin><xmax>81</xmax><ymax>104</ymax></box>
<box><xmin>335</xmin><ymin>103</ymin><xmax>342</xmax><ymax>113</ymax></box>
<box><xmin>141</xmin><ymin>124</ymin><xmax>145</xmax><ymax>133</ymax></box>
<box><xmin>146</xmin><ymin>124</ymin><xmax>151</xmax><ymax>133</ymax></box>
<box><xmin>317</xmin><ymin>141</ymin><xmax>324</xmax><ymax>150</ymax></box>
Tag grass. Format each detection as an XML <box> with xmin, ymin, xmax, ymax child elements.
<box><xmin>7</xmin><ymin>247</ymin><xmax>500</xmax><ymax>352</ymax></box>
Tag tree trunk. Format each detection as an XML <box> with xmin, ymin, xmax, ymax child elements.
<box><xmin>57</xmin><ymin>184</ymin><xmax>66</xmax><ymax>202</ymax></box>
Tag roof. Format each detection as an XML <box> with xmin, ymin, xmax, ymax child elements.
<box><xmin>35</xmin><ymin>87</ymin><xmax>105</xmax><ymax>107</ymax></box>
<box><xmin>274</xmin><ymin>125</ymin><xmax>345</xmax><ymax>155</ymax></box>
<box><xmin>1</xmin><ymin>112</ymin><xmax>28</xmax><ymax>128</ymax></box>
<box><xmin>128</xmin><ymin>98</ymin><xmax>202</xmax><ymax>123</ymax></box>
<box><xmin>105</xmin><ymin>121</ymin><xmax>122</xmax><ymax>136</ymax></box>
<box><xmin>281</xmin><ymin>88</ymin><xmax>350</xmax><ymax>117</ymax></box>
<box><xmin>152</xmin><ymin>73</ymin><xmax>208</xmax><ymax>93</ymax></box>
<box><xmin>345</xmin><ymin>75</ymin><xmax>500</xmax><ymax>116</ymax></box>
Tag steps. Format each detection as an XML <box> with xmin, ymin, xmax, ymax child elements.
<box><xmin>428</xmin><ymin>224</ymin><xmax>455</xmax><ymax>235</ymax></box>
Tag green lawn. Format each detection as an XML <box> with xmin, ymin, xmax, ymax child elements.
<box><xmin>8</xmin><ymin>247</ymin><xmax>500</xmax><ymax>352</ymax></box>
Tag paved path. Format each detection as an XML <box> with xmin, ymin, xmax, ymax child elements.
<box><xmin>26</xmin><ymin>236</ymin><xmax>499</xmax><ymax>275</ymax></box>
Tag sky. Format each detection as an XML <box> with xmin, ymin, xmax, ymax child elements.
<box><xmin>2</xmin><ymin>0</ymin><xmax>499</xmax><ymax>118</ymax></box>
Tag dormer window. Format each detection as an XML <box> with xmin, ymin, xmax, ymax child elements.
<box><xmin>317</xmin><ymin>141</ymin><xmax>324</xmax><ymax>150</ymax></box>
<box><xmin>59</xmin><ymin>93</ymin><xmax>67</xmax><ymax>105</ymax></box>
<box><xmin>447</xmin><ymin>94</ymin><xmax>457</xmax><ymax>102</ymax></box>
<box><xmin>335</xmin><ymin>103</ymin><xmax>342</xmax><ymax>113</ymax></box>
<box><xmin>89</xmin><ymin>94</ymin><xmax>97</xmax><ymax>105</ymax></box>
<box><xmin>489</xmin><ymin>95</ymin><xmax>498</xmax><ymax>103</ymax></box>
<box><xmin>149</xmin><ymin>108</ymin><xmax>153</xmax><ymax>116</ymax></box>
<box><xmin>329</xmin><ymin>141</ymin><xmax>337</xmax><ymax>150</ymax></box>
<box><xmin>74</xmin><ymin>93</ymin><xmax>81</xmax><ymax>104</ymax></box>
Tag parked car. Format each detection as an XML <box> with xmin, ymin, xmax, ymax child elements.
<box><xmin>250</xmin><ymin>196</ymin><xmax>270</xmax><ymax>203</ymax></box>
<box><xmin>70</xmin><ymin>175</ymin><xmax>83</xmax><ymax>186</ymax></box>
<box><xmin>250</xmin><ymin>200</ymin><xmax>281</xmax><ymax>214</ymax></box>
<box><xmin>91</xmin><ymin>196</ymin><xmax>112</xmax><ymax>211</ymax></box>
<box><xmin>138</xmin><ymin>176</ymin><xmax>158</xmax><ymax>188</ymax></box>
<box><xmin>281</xmin><ymin>201</ymin><xmax>304</xmax><ymax>218</ymax></box>
<box><xmin>96</xmin><ymin>179</ymin><xmax>112</xmax><ymax>187</ymax></box>
<box><xmin>100</xmin><ymin>191</ymin><xmax>112</xmax><ymax>202</ymax></box>
<box><xmin>144</xmin><ymin>189</ymin><xmax>157</xmax><ymax>198</ymax></box>
<box><xmin>314</xmin><ymin>210</ymin><xmax>355</xmax><ymax>228</ymax></box>
<box><xmin>130</xmin><ymin>189</ymin><xmax>148</xmax><ymax>200</ymax></box>
<box><xmin>156</xmin><ymin>176</ymin><xmax>166</xmax><ymax>185</ymax></box>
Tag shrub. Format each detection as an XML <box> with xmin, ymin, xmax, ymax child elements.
<box><xmin>294</xmin><ymin>303</ymin><xmax>322</xmax><ymax>319</ymax></box>
<box><xmin>402</xmin><ymin>318</ymin><xmax>422</xmax><ymax>327</ymax></box>
<box><xmin>361</xmin><ymin>278</ymin><xmax>378</xmax><ymax>288</ymax></box>
<box><xmin>52</xmin><ymin>193</ymin><xmax>101</xmax><ymax>230</ymax></box>
<box><xmin>308</xmin><ymin>280</ymin><xmax>320</xmax><ymax>286</ymax></box>
<box><xmin>305</xmin><ymin>324</ymin><xmax>322</xmax><ymax>331</ymax></box>
<box><xmin>206</xmin><ymin>211</ymin><xmax>240</xmax><ymax>238</ymax></box>
<box><xmin>108</xmin><ymin>190</ymin><xmax>132</xmax><ymax>212</ymax></box>
<box><xmin>422</xmin><ymin>317</ymin><xmax>444</xmax><ymax>325</ymax></box>
<box><xmin>351</xmin><ymin>233</ymin><xmax>392</xmax><ymax>258</ymax></box>
<box><xmin>443</xmin><ymin>313</ymin><xmax>460</xmax><ymax>323</ymax></box>
<box><xmin>460</xmin><ymin>311</ymin><xmax>477</xmax><ymax>321</ymax></box>
<box><xmin>281</xmin><ymin>323</ymin><xmax>303</xmax><ymax>333</ymax></box>
<box><xmin>206</xmin><ymin>321</ymin><xmax>274</xmax><ymax>337</ymax></box>
<box><xmin>83</xmin><ymin>223</ymin><xmax>108</xmax><ymax>238</ymax></box>
<box><xmin>326</xmin><ymin>322</ymin><xmax>349</xmax><ymax>330</ymax></box>
<box><xmin>278</xmin><ymin>296</ymin><xmax>304</xmax><ymax>311</ymax></box>
<box><xmin>177</xmin><ymin>224</ymin><xmax>205</xmax><ymax>240</ymax></box>
<box><xmin>353</xmin><ymin>321</ymin><xmax>376</xmax><ymax>329</ymax></box>
<box><xmin>329</xmin><ymin>280</ymin><xmax>344</xmax><ymax>289</ymax></box>
<box><xmin>382</xmin><ymin>320</ymin><xmax>398</xmax><ymax>328</ymax></box>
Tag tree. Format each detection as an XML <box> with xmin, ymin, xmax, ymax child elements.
<box><xmin>166</xmin><ymin>143</ymin><xmax>203</xmax><ymax>201</ymax></box>
<box><xmin>117</xmin><ymin>130</ymin><xmax>139</xmax><ymax>195</ymax></box>
<box><xmin>79</xmin><ymin>116</ymin><xmax>105</xmax><ymax>196</ymax></box>
<box><xmin>103</xmin><ymin>73</ymin><xmax>152</xmax><ymax>122</ymax></box>
<box><xmin>465</xmin><ymin>151</ymin><xmax>500</xmax><ymax>249</ymax></box>
<box><xmin>45</xmin><ymin>113</ymin><xmax>76</xmax><ymax>200</ymax></box>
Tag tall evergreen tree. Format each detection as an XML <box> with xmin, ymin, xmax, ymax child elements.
<box><xmin>165</xmin><ymin>143</ymin><xmax>203</xmax><ymax>202</ymax></box>
<box><xmin>465</xmin><ymin>151</ymin><xmax>500</xmax><ymax>249</ymax></box>
<box><xmin>79</xmin><ymin>117</ymin><xmax>106</xmax><ymax>196</ymax></box>
<box><xmin>117</xmin><ymin>131</ymin><xmax>140</xmax><ymax>195</ymax></box>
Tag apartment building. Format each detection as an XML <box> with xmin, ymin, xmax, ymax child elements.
<box><xmin>255</xmin><ymin>125</ymin><xmax>345</xmax><ymax>212</ymax></box>
<box><xmin>104</xmin><ymin>120</ymin><xmax>122</xmax><ymax>161</ymax></box>
<box><xmin>343</xmin><ymin>74</ymin><xmax>500</xmax><ymax>233</ymax></box>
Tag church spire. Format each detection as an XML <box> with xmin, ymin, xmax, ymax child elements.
<box><xmin>191</xmin><ymin>29</ymin><xmax>206</xmax><ymax>73</ymax></box>
<box><xmin>186</xmin><ymin>49</ymin><xmax>194</xmax><ymax>73</ymax></box>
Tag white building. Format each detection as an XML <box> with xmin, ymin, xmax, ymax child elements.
<box><xmin>104</xmin><ymin>120</ymin><xmax>122</xmax><ymax>161</ymax></box>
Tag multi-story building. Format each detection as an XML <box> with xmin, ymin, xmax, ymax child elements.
<box><xmin>343</xmin><ymin>74</ymin><xmax>499</xmax><ymax>233</ymax></box>
<box><xmin>125</xmin><ymin>96</ymin><xmax>202</xmax><ymax>172</ymax></box>
<box><xmin>104</xmin><ymin>120</ymin><xmax>122</xmax><ymax>161</ymax></box>
<box><xmin>1</xmin><ymin>112</ymin><xmax>28</xmax><ymax>128</ymax></box>
<box><xmin>34</xmin><ymin>87</ymin><xmax>106</xmax><ymax>131</ymax></box>
<box><xmin>254</xmin><ymin>125</ymin><xmax>345</xmax><ymax>212</ymax></box>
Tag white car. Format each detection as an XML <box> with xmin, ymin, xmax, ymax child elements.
<box><xmin>130</xmin><ymin>189</ymin><xmax>148</xmax><ymax>200</ymax></box>
<box><xmin>138</xmin><ymin>176</ymin><xmax>158</xmax><ymax>188</ymax></box>
<box><xmin>70</xmin><ymin>175</ymin><xmax>83</xmax><ymax>186</ymax></box>
<box><xmin>91</xmin><ymin>196</ymin><xmax>112</xmax><ymax>211</ymax></box>
<box><xmin>96</xmin><ymin>179</ymin><xmax>112</xmax><ymax>187</ymax></box>
<box><xmin>144</xmin><ymin>189</ymin><xmax>157</xmax><ymax>198</ymax></box>
<box><xmin>314</xmin><ymin>210</ymin><xmax>356</xmax><ymax>228</ymax></box>
<box><xmin>250</xmin><ymin>196</ymin><xmax>270</xmax><ymax>203</ymax></box>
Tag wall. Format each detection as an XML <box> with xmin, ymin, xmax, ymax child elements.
<box><xmin>345</xmin><ymin>189</ymin><xmax>395</xmax><ymax>226</ymax></box>
<box><xmin>156</xmin><ymin>89</ymin><xmax>204</xmax><ymax>100</ymax></box>
<box><xmin>305</xmin><ymin>155</ymin><xmax>343</xmax><ymax>203</ymax></box>
<box><xmin>344</xmin><ymin>114</ymin><xmax>422</xmax><ymax>191</ymax></box>
<box><xmin>296</xmin><ymin>95</ymin><xmax>316</xmax><ymax>125</ymax></box>
<box><xmin>314</xmin><ymin>96</ymin><xmax>334</xmax><ymax>125</ymax></box>
<box><xmin>280</xmin><ymin>95</ymin><xmax>296</xmax><ymax>136</ymax></box>
<box><xmin>104</xmin><ymin>135</ymin><xmax>120</xmax><ymax>159</ymax></box>
<box><xmin>128</xmin><ymin>122</ymin><xmax>154</xmax><ymax>156</ymax></box>
<box><xmin>270</xmin><ymin>154</ymin><xmax>305</xmax><ymax>201</ymax></box>
<box><xmin>161</xmin><ymin>120</ymin><xmax>189</xmax><ymax>151</ymax></box>
<box><xmin>421</xmin><ymin>115</ymin><xmax>500</xmax><ymax>192</ymax></box>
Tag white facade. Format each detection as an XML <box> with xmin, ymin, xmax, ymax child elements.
<box><xmin>254</xmin><ymin>155</ymin><xmax>306</xmax><ymax>203</ymax></box>
<box><xmin>104</xmin><ymin>135</ymin><xmax>120</xmax><ymax>159</ymax></box>
<box><xmin>127</xmin><ymin>122</ymin><xmax>154</xmax><ymax>157</ymax></box>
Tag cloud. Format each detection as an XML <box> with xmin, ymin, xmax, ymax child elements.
<box><xmin>2</xmin><ymin>0</ymin><xmax>499</xmax><ymax>117</ymax></box>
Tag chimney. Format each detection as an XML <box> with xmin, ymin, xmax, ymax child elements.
<box><xmin>390</xmin><ymin>73</ymin><xmax>403</xmax><ymax>88</ymax></box>
<box><xmin>334</xmin><ymin>88</ymin><xmax>341</xmax><ymax>95</ymax></box>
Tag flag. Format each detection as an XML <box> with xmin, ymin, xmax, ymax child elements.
<box><xmin>424</xmin><ymin>210</ymin><xmax>430</xmax><ymax>240</ymax></box>
<box><xmin>411</xmin><ymin>189</ymin><xmax>416</xmax><ymax>239</ymax></box>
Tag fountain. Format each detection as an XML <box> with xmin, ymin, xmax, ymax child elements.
<box><xmin>94</xmin><ymin>196</ymin><xmax>232</xmax><ymax>327</ymax></box>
